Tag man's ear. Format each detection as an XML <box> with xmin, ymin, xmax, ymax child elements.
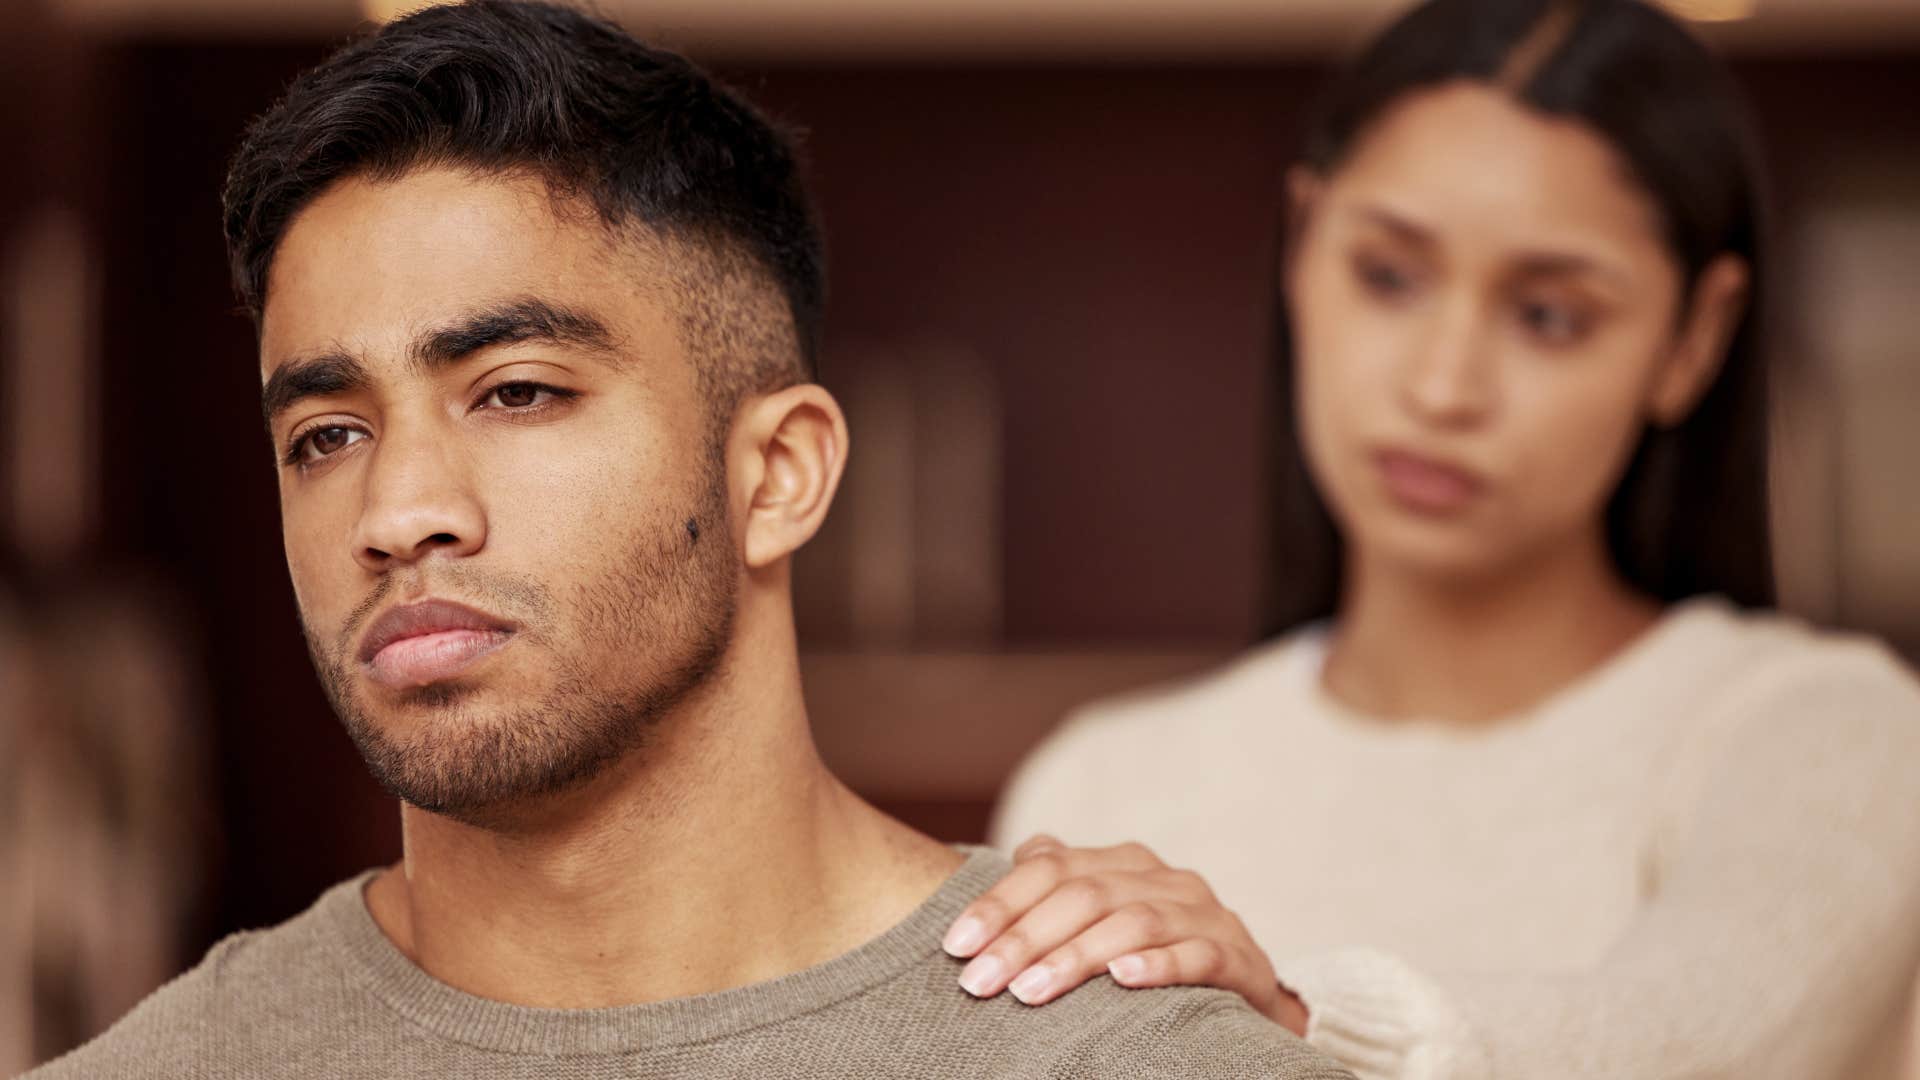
<box><xmin>730</xmin><ymin>383</ymin><xmax>849</xmax><ymax>571</ymax></box>
<box><xmin>1648</xmin><ymin>253</ymin><xmax>1749</xmax><ymax>427</ymax></box>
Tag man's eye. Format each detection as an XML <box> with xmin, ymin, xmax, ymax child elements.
<box><xmin>487</xmin><ymin>382</ymin><xmax>555</xmax><ymax>409</ymax></box>
<box><xmin>290</xmin><ymin>426</ymin><xmax>365</xmax><ymax>464</ymax></box>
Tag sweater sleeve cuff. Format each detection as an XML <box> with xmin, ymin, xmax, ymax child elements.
<box><xmin>1275</xmin><ymin>947</ymin><xmax>1492</xmax><ymax>1080</ymax></box>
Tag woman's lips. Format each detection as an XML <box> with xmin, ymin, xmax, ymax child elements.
<box><xmin>366</xmin><ymin>628</ymin><xmax>512</xmax><ymax>689</ymax></box>
<box><xmin>1373</xmin><ymin>448</ymin><xmax>1485</xmax><ymax>514</ymax></box>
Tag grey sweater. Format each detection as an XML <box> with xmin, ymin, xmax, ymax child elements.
<box><xmin>24</xmin><ymin>849</ymin><xmax>1354</xmax><ymax>1078</ymax></box>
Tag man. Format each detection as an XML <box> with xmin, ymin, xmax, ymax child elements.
<box><xmin>28</xmin><ymin>3</ymin><xmax>1351</xmax><ymax>1076</ymax></box>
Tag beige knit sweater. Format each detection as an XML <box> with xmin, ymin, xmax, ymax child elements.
<box><xmin>995</xmin><ymin>598</ymin><xmax>1920</xmax><ymax>1079</ymax></box>
<box><xmin>23</xmin><ymin>848</ymin><xmax>1354</xmax><ymax>1079</ymax></box>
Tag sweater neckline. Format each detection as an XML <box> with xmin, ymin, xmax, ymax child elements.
<box><xmin>1289</xmin><ymin>594</ymin><xmax>1735</xmax><ymax>738</ymax></box>
<box><xmin>318</xmin><ymin>845</ymin><xmax>1004</xmax><ymax>1057</ymax></box>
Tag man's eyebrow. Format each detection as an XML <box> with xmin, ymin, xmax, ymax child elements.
<box><xmin>410</xmin><ymin>296</ymin><xmax>621</xmax><ymax>372</ymax></box>
<box><xmin>259</xmin><ymin>299</ymin><xmax>618</xmax><ymax>431</ymax></box>
<box><xmin>261</xmin><ymin>351</ymin><xmax>371</xmax><ymax>430</ymax></box>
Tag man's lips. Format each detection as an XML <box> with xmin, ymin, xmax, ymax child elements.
<box><xmin>357</xmin><ymin>599</ymin><xmax>515</xmax><ymax>689</ymax></box>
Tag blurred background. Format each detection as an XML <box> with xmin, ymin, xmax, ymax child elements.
<box><xmin>3</xmin><ymin>0</ymin><xmax>1918</xmax><ymax>1069</ymax></box>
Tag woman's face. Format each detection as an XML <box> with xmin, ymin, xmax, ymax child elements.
<box><xmin>1289</xmin><ymin>81</ymin><xmax>1734</xmax><ymax>583</ymax></box>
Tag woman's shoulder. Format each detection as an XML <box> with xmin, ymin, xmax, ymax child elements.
<box><xmin>1642</xmin><ymin>604</ymin><xmax>1920</xmax><ymax>870</ymax></box>
<box><xmin>1668</xmin><ymin>599</ymin><xmax>1920</xmax><ymax>707</ymax></box>
<box><xmin>1062</xmin><ymin>627</ymin><xmax>1330</xmax><ymax>738</ymax></box>
<box><xmin>1641</xmin><ymin>600</ymin><xmax>1920</xmax><ymax>794</ymax></box>
<box><xmin>1005</xmin><ymin>630</ymin><xmax>1326</xmax><ymax>781</ymax></box>
<box><xmin>989</xmin><ymin>630</ymin><xmax>1330</xmax><ymax>846</ymax></box>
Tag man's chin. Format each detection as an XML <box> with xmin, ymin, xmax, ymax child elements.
<box><xmin>337</xmin><ymin>686</ymin><xmax>656</xmax><ymax>827</ymax></box>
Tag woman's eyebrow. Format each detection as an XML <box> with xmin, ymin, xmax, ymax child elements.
<box><xmin>1507</xmin><ymin>252</ymin><xmax>1634</xmax><ymax>294</ymax></box>
<box><xmin>1352</xmin><ymin>204</ymin><xmax>1436</xmax><ymax>248</ymax></box>
<box><xmin>1353</xmin><ymin>202</ymin><xmax>1634</xmax><ymax>293</ymax></box>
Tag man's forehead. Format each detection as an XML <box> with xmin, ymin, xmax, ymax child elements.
<box><xmin>258</xmin><ymin>170</ymin><xmax>679</xmax><ymax>380</ymax></box>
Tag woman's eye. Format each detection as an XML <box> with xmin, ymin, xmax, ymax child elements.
<box><xmin>1518</xmin><ymin>299</ymin><xmax>1588</xmax><ymax>344</ymax></box>
<box><xmin>1354</xmin><ymin>254</ymin><xmax>1417</xmax><ymax>298</ymax></box>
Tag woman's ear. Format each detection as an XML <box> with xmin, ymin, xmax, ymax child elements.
<box><xmin>1648</xmin><ymin>253</ymin><xmax>1749</xmax><ymax>427</ymax></box>
<box><xmin>730</xmin><ymin>383</ymin><xmax>849</xmax><ymax>571</ymax></box>
<box><xmin>1282</xmin><ymin>166</ymin><xmax>1325</xmax><ymax>291</ymax></box>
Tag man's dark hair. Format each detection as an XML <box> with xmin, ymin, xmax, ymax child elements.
<box><xmin>223</xmin><ymin>0</ymin><xmax>824</xmax><ymax>402</ymax></box>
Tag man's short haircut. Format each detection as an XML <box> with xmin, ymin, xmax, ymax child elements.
<box><xmin>222</xmin><ymin>0</ymin><xmax>824</xmax><ymax>410</ymax></box>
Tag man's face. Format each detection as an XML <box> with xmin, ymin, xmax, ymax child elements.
<box><xmin>260</xmin><ymin>167</ymin><xmax>736</xmax><ymax>822</ymax></box>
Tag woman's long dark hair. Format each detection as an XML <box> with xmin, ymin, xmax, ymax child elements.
<box><xmin>1265</xmin><ymin>0</ymin><xmax>1776</xmax><ymax>635</ymax></box>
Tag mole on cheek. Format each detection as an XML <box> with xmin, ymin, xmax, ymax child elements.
<box><xmin>685</xmin><ymin>517</ymin><xmax>701</xmax><ymax>544</ymax></box>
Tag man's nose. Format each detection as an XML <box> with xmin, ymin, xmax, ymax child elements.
<box><xmin>347</xmin><ymin>428</ymin><xmax>486</xmax><ymax>574</ymax></box>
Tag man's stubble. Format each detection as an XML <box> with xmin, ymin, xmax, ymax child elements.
<box><xmin>300</xmin><ymin>467</ymin><xmax>737</xmax><ymax>827</ymax></box>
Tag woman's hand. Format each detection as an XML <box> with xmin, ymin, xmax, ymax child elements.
<box><xmin>943</xmin><ymin>835</ymin><xmax>1309</xmax><ymax>1035</ymax></box>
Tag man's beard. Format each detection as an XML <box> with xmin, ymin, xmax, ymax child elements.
<box><xmin>302</xmin><ymin>481</ymin><xmax>736</xmax><ymax>827</ymax></box>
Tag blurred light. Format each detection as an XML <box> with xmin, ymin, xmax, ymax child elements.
<box><xmin>44</xmin><ymin>0</ymin><xmax>1918</xmax><ymax>53</ymax></box>
<box><xmin>1657</xmin><ymin>0</ymin><xmax>1759</xmax><ymax>20</ymax></box>
<box><xmin>362</xmin><ymin>0</ymin><xmax>456</xmax><ymax>23</ymax></box>
<box><xmin>4</xmin><ymin>206</ymin><xmax>97</xmax><ymax>564</ymax></box>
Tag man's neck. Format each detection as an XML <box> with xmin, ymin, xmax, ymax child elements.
<box><xmin>1323</xmin><ymin>533</ymin><xmax>1660</xmax><ymax>726</ymax></box>
<box><xmin>362</xmin><ymin>613</ymin><xmax>960</xmax><ymax>1010</ymax></box>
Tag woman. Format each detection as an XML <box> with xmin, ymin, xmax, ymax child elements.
<box><xmin>942</xmin><ymin>1</ymin><xmax>1920</xmax><ymax>1076</ymax></box>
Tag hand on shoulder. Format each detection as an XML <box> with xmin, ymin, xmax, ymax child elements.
<box><xmin>942</xmin><ymin>835</ymin><xmax>1309</xmax><ymax>1036</ymax></box>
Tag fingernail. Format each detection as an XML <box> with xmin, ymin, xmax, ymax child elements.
<box><xmin>943</xmin><ymin>916</ymin><xmax>987</xmax><ymax>957</ymax></box>
<box><xmin>958</xmin><ymin>955</ymin><xmax>1003</xmax><ymax>997</ymax></box>
<box><xmin>1109</xmin><ymin>955</ymin><xmax>1145</xmax><ymax>984</ymax></box>
<box><xmin>1009</xmin><ymin>965</ymin><xmax>1054</xmax><ymax>1005</ymax></box>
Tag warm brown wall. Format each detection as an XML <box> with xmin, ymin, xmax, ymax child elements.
<box><xmin>90</xmin><ymin>38</ymin><xmax>378</xmax><ymax>953</ymax></box>
<box><xmin>753</xmin><ymin>66</ymin><xmax>1321</xmax><ymax>645</ymax></box>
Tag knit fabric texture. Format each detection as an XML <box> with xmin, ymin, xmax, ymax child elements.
<box><xmin>25</xmin><ymin>848</ymin><xmax>1354</xmax><ymax>1079</ymax></box>
<box><xmin>994</xmin><ymin>597</ymin><xmax>1920</xmax><ymax>1079</ymax></box>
